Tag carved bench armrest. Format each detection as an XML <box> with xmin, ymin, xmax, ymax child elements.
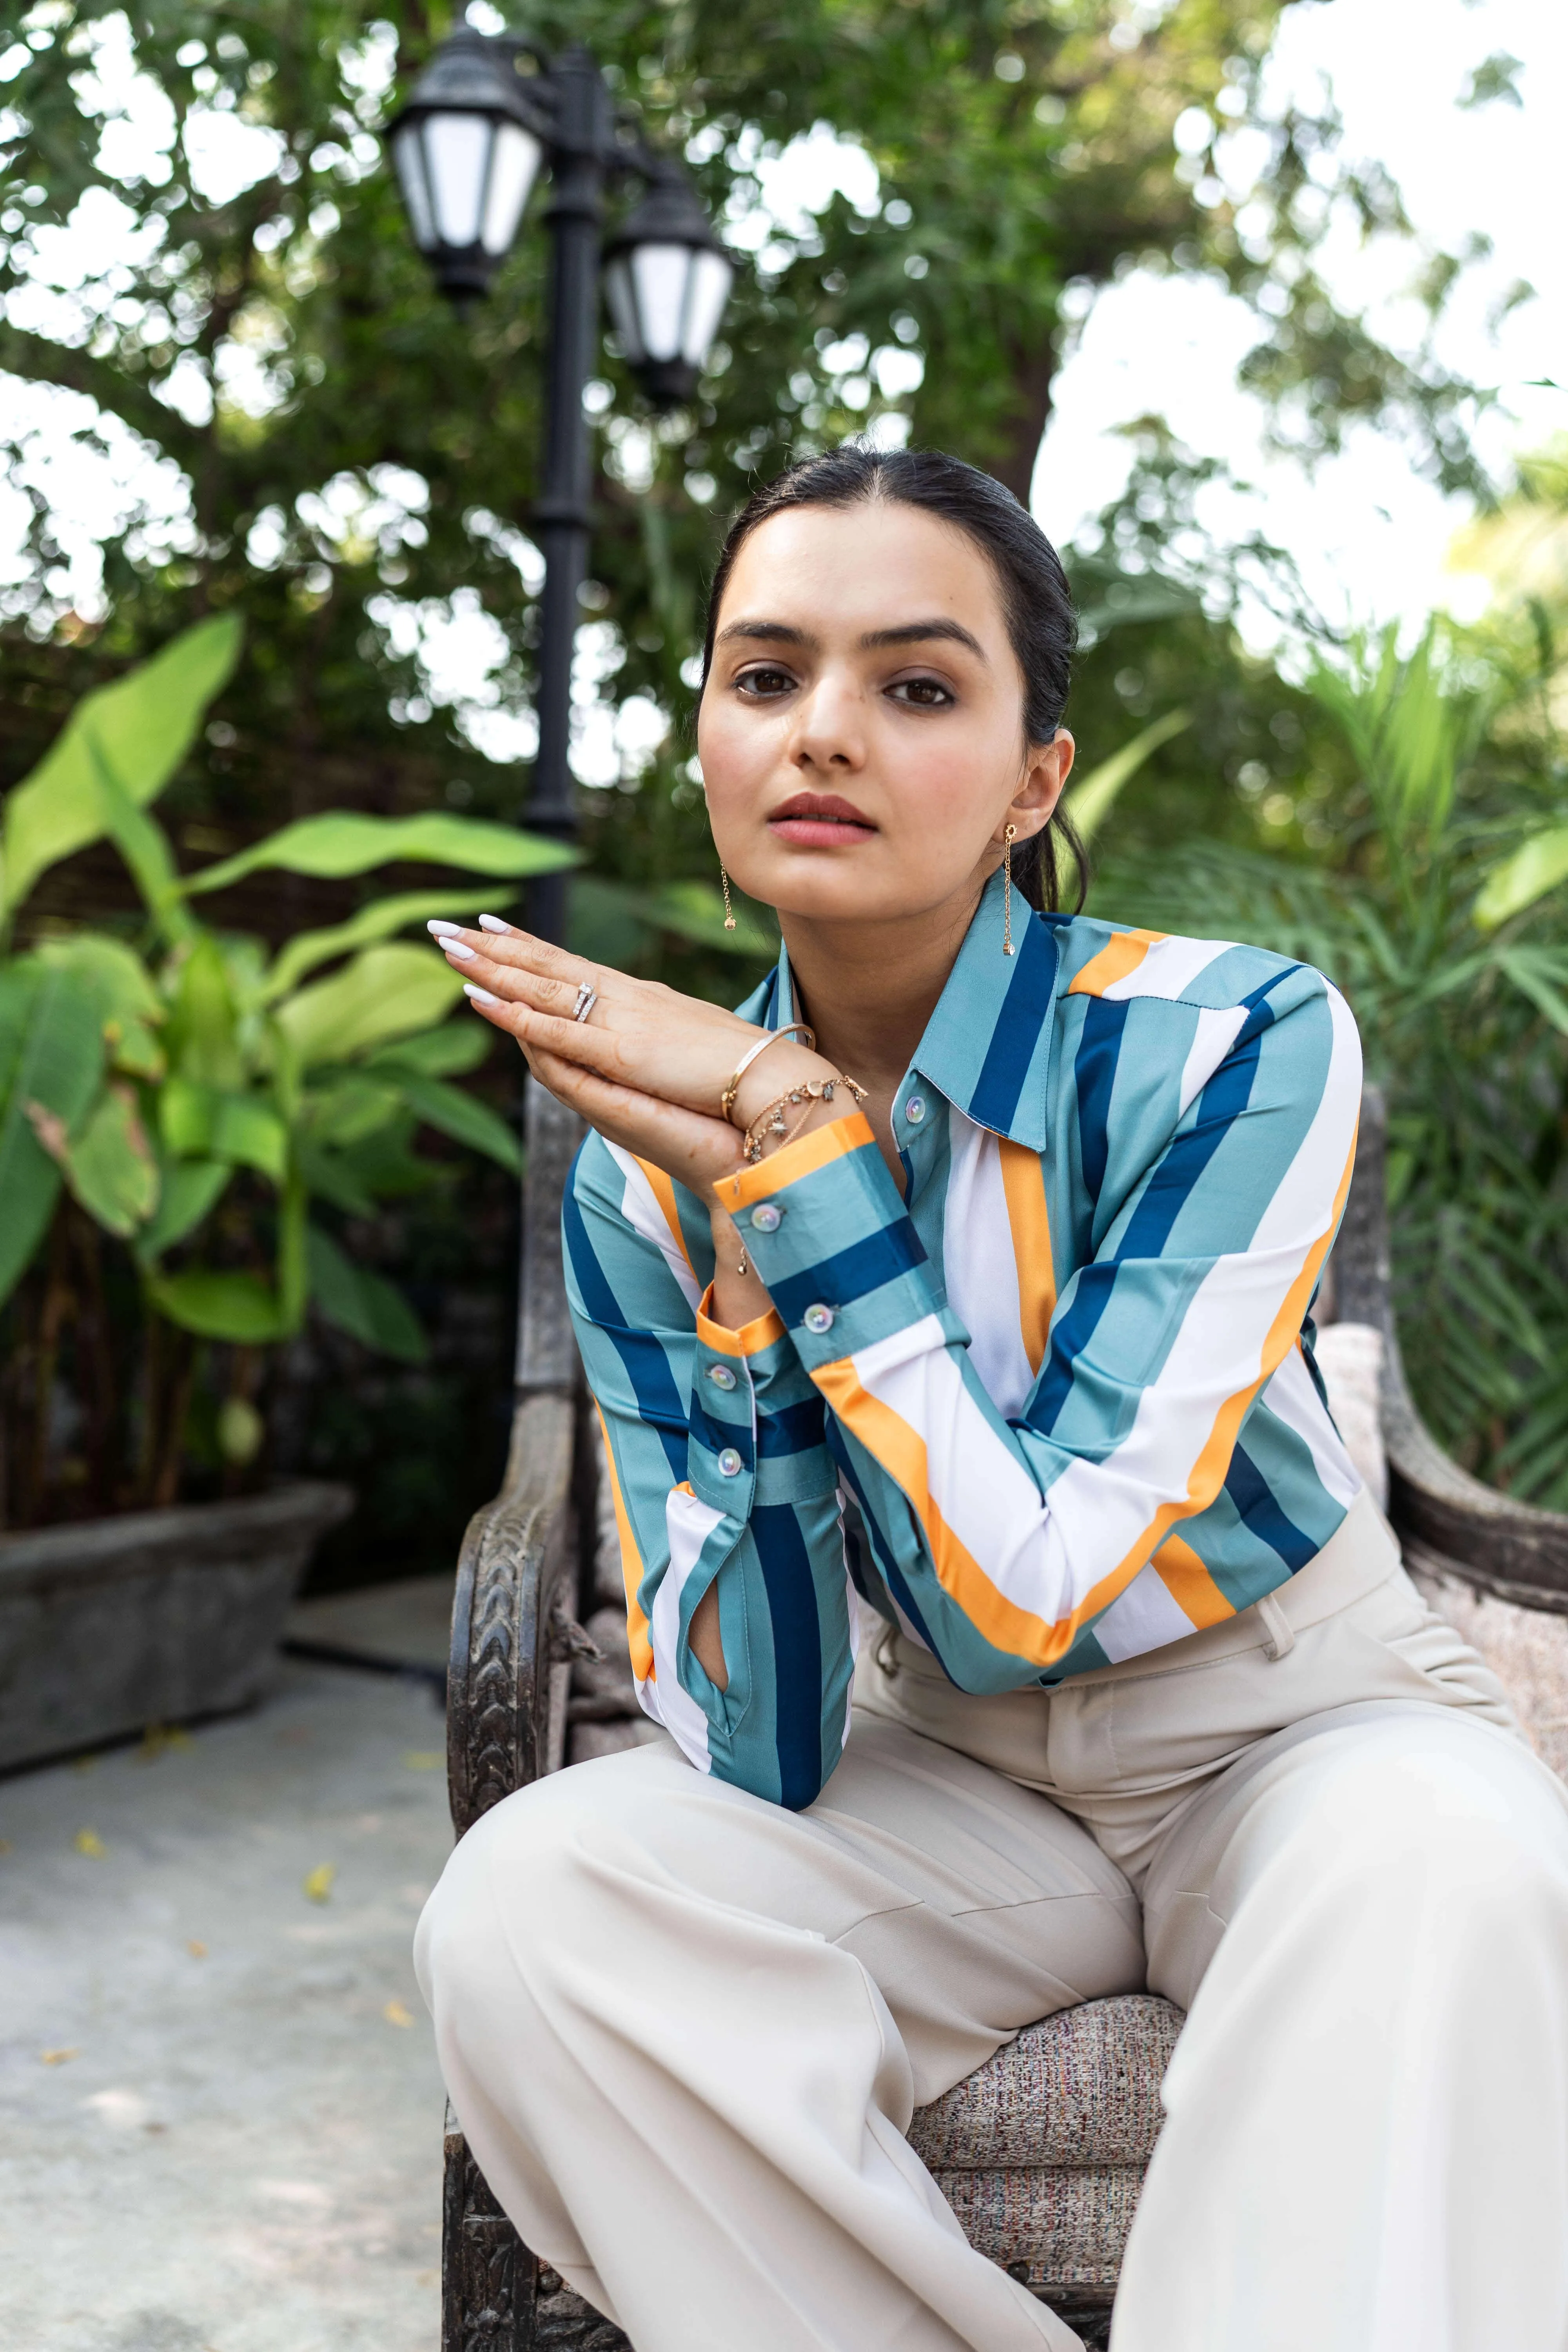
<box><xmin>446</xmin><ymin>1390</ymin><xmax>580</xmax><ymax>1838</ymax></box>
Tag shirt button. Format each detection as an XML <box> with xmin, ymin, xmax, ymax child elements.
<box><xmin>803</xmin><ymin>1304</ymin><xmax>835</xmax><ymax>1336</ymax></box>
<box><xmin>904</xmin><ymin>1094</ymin><xmax>926</xmax><ymax>1126</ymax></box>
<box><xmin>717</xmin><ymin>1447</ymin><xmax>743</xmax><ymax>1477</ymax></box>
<box><xmin>750</xmin><ymin>1202</ymin><xmax>782</xmax><ymax>1233</ymax></box>
<box><xmin>706</xmin><ymin>1365</ymin><xmax>737</xmax><ymax>1391</ymax></box>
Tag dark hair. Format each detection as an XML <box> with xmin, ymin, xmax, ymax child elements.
<box><xmin>701</xmin><ymin>443</ymin><xmax>1085</xmax><ymax>913</ymax></box>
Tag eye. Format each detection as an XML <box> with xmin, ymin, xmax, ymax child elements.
<box><xmin>887</xmin><ymin>675</ymin><xmax>955</xmax><ymax>710</ymax></box>
<box><xmin>733</xmin><ymin>664</ymin><xmax>797</xmax><ymax>700</ymax></box>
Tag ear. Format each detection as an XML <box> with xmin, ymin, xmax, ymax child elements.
<box><xmin>1007</xmin><ymin>729</ymin><xmax>1076</xmax><ymax>842</ymax></box>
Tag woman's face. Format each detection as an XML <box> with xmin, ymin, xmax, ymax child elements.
<box><xmin>696</xmin><ymin>499</ymin><xmax>1073</xmax><ymax>930</ymax></box>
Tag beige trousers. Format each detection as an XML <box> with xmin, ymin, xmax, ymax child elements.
<box><xmin>415</xmin><ymin>1495</ymin><xmax>1568</xmax><ymax>2351</ymax></box>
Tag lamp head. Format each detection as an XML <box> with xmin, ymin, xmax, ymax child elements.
<box><xmin>386</xmin><ymin>28</ymin><xmax>548</xmax><ymax>303</ymax></box>
<box><xmin>603</xmin><ymin>160</ymin><xmax>735</xmax><ymax>408</ymax></box>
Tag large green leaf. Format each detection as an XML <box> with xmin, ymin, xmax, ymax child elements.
<box><xmin>165</xmin><ymin>938</ymin><xmax>245</xmax><ymax>1089</ymax></box>
<box><xmin>37</xmin><ymin>935</ymin><xmax>165</xmax><ymax>1077</ymax></box>
<box><xmin>160</xmin><ymin>1077</ymin><xmax>289</xmax><ymax>1181</ymax></box>
<box><xmin>136</xmin><ymin>1158</ymin><xmax>231</xmax><ymax>1262</ymax></box>
<box><xmin>261</xmin><ymin>888</ymin><xmax>518</xmax><ymax>1004</ymax></box>
<box><xmin>0</xmin><ymin>963</ymin><xmax>107</xmax><ymax>1307</ymax></box>
<box><xmin>307</xmin><ymin>1224</ymin><xmax>427</xmax><ymax>1362</ymax></box>
<box><xmin>36</xmin><ymin>1083</ymin><xmax>160</xmax><ymax>1237</ymax></box>
<box><xmin>148</xmin><ymin>1267</ymin><xmax>287</xmax><ymax>1343</ymax></box>
<box><xmin>275</xmin><ymin>944</ymin><xmax>465</xmax><ymax>1067</ymax></box>
<box><xmin>302</xmin><ymin>1075</ymin><xmax>406</xmax><ymax>1148</ymax></box>
<box><xmin>579</xmin><ymin>877</ymin><xmax>778</xmax><ymax>960</ymax></box>
<box><xmin>395</xmin><ymin>1071</ymin><xmax>522</xmax><ymax>1173</ymax></box>
<box><xmin>1063</xmin><ymin>708</ymin><xmax>1192</xmax><ymax>844</ymax></box>
<box><xmin>1475</xmin><ymin>826</ymin><xmax>1568</xmax><ymax>931</ymax></box>
<box><xmin>0</xmin><ymin>615</ymin><xmax>241</xmax><ymax>919</ymax></box>
<box><xmin>184</xmin><ymin>811</ymin><xmax>579</xmax><ymax>897</ymax></box>
<box><xmin>368</xmin><ymin>1022</ymin><xmax>492</xmax><ymax>1079</ymax></box>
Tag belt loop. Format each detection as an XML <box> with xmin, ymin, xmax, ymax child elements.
<box><xmin>1257</xmin><ymin>1590</ymin><xmax>1296</xmax><ymax>1662</ymax></box>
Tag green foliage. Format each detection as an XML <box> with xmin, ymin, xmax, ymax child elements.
<box><xmin>1092</xmin><ymin>613</ymin><xmax>1568</xmax><ymax>1506</ymax></box>
<box><xmin>0</xmin><ymin>617</ymin><xmax>553</xmax><ymax>1521</ymax></box>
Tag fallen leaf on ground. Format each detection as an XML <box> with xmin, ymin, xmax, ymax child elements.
<box><xmin>187</xmin><ymin>1939</ymin><xmax>208</xmax><ymax>1958</ymax></box>
<box><xmin>383</xmin><ymin>1998</ymin><xmax>414</xmax><ymax>2028</ymax></box>
<box><xmin>40</xmin><ymin>2047</ymin><xmax>80</xmax><ymax>2066</ymax></box>
<box><xmin>403</xmin><ymin>1751</ymin><xmax>443</xmax><ymax>1769</ymax></box>
<box><xmin>302</xmin><ymin>1863</ymin><xmax>336</xmax><ymax>1903</ymax></box>
<box><xmin>73</xmin><ymin>1829</ymin><xmax>106</xmax><ymax>1858</ymax></box>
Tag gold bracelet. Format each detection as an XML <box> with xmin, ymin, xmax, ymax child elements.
<box><xmin>720</xmin><ymin>1022</ymin><xmax>816</xmax><ymax>1126</ymax></box>
<box><xmin>742</xmin><ymin>1072</ymin><xmax>866</xmax><ymax>1163</ymax></box>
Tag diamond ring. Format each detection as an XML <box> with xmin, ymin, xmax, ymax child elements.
<box><xmin>571</xmin><ymin>982</ymin><xmax>598</xmax><ymax>1024</ymax></box>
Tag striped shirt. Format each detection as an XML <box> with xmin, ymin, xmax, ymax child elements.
<box><xmin>564</xmin><ymin>866</ymin><xmax>1365</xmax><ymax>1810</ymax></box>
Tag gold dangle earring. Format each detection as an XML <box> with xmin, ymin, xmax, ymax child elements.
<box><xmin>720</xmin><ymin>864</ymin><xmax>736</xmax><ymax>931</ymax></box>
<box><xmin>1002</xmin><ymin>823</ymin><xmax>1018</xmax><ymax>958</ymax></box>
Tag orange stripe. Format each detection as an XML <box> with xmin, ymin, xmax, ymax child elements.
<box><xmin>634</xmin><ymin>1156</ymin><xmax>696</xmax><ymax>1280</ymax></box>
<box><xmin>1150</xmin><ymin>1530</ymin><xmax>1236</xmax><ymax>1630</ymax></box>
<box><xmin>1067</xmin><ymin>929</ymin><xmax>1167</xmax><ymax>998</ymax></box>
<box><xmin>714</xmin><ymin>1109</ymin><xmax>875</xmax><ymax>1213</ymax></box>
<box><xmin>998</xmin><ymin>1138</ymin><xmax>1055</xmax><ymax>1375</ymax></box>
<box><xmin>695</xmin><ymin>1285</ymin><xmax>786</xmax><ymax>1358</ymax></box>
<box><xmin>594</xmin><ymin>1404</ymin><xmax>654</xmax><ymax>1682</ymax></box>
<box><xmin>811</xmin><ymin>1358</ymin><xmax>1116</xmax><ymax>1667</ymax></box>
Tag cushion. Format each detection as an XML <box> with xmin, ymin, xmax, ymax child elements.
<box><xmin>1313</xmin><ymin>1320</ymin><xmax>1388</xmax><ymax>1509</ymax></box>
<box><xmin>907</xmin><ymin>1994</ymin><xmax>1182</xmax><ymax>2170</ymax></box>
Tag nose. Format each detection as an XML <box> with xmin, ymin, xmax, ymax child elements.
<box><xmin>788</xmin><ymin>668</ymin><xmax>866</xmax><ymax>773</ymax></box>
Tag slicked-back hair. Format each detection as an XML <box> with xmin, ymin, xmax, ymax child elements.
<box><xmin>701</xmin><ymin>444</ymin><xmax>1086</xmax><ymax>913</ymax></box>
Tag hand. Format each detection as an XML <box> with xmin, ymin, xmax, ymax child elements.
<box><xmin>427</xmin><ymin>918</ymin><xmax>835</xmax><ymax>1196</ymax></box>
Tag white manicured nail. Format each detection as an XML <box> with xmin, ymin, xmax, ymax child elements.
<box><xmin>441</xmin><ymin>939</ymin><xmax>476</xmax><ymax>960</ymax></box>
<box><xmin>463</xmin><ymin>984</ymin><xmax>503</xmax><ymax>1006</ymax></box>
<box><xmin>426</xmin><ymin>918</ymin><xmax>463</xmax><ymax>937</ymax></box>
<box><xmin>477</xmin><ymin>913</ymin><xmax>514</xmax><ymax>934</ymax></box>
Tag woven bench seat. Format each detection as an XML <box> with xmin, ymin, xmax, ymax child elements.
<box><xmin>907</xmin><ymin>1994</ymin><xmax>1183</xmax><ymax>2301</ymax></box>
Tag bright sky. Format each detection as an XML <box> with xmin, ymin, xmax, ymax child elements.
<box><xmin>1</xmin><ymin>0</ymin><xmax>1561</xmax><ymax>763</ymax></box>
<box><xmin>1036</xmin><ymin>0</ymin><xmax>1568</xmax><ymax>642</ymax></box>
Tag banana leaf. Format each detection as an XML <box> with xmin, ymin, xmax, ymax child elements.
<box><xmin>183</xmin><ymin>811</ymin><xmax>578</xmax><ymax>897</ymax></box>
<box><xmin>0</xmin><ymin>963</ymin><xmax>107</xmax><ymax>1307</ymax></box>
<box><xmin>1475</xmin><ymin>826</ymin><xmax>1568</xmax><ymax>930</ymax></box>
<box><xmin>261</xmin><ymin>888</ymin><xmax>518</xmax><ymax>1003</ymax></box>
<box><xmin>147</xmin><ymin>1268</ymin><xmax>288</xmax><ymax>1343</ymax></box>
<box><xmin>276</xmin><ymin>944</ymin><xmax>466</xmax><ymax>1067</ymax></box>
<box><xmin>307</xmin><ymin>1225</ymin><xmax>427</xmax><ymax>1362</ymax></box>
<box><xmin>34</xmin><ymin>1083</ymin><xmax>160</xmax><ymax>1238</ymax></box>
<box><xmin>0</xmin><ymin>614</ymin><xmax>241</xmax><ymax>920</ymax></box>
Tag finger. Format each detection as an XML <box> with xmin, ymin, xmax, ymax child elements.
<box><xmin>440</xmin><ymin>941</ymin><xmax>595</xmax><ymax>1020</ymax></box>
<box><xmin>529</xmin><ymin>1047</ymin><xmax>742</xmax><ymax>1186</ymax></box>
<box><xmin>431</xmin><ymin>918</ymin><xmax>617</xmax><ymax>994</ymax></box>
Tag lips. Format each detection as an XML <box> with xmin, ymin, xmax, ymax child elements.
<box><xmin>767</xmin><ymin>792</ymin><xmax>877</xmax><ymax>848</ymax></box>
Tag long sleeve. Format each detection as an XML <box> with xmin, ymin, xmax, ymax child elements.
<box><xmin>713</xmin><ymin>964</ymin><xmax>1364</xmax><ymax>1693</ymax></box>
<box><xmin>564</xmin><ymin>1132</ymin><xmax>857</xmax><ymax>1808</ymax></box>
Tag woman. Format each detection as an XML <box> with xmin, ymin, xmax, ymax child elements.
<box><xmin>416</xmin><ymin>447</ymin><xmax>1568</xmax><ymax>2352</ymax></box>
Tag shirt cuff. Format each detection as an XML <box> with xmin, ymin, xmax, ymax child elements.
<box><xmin>710</xmin><ymin>1111</ymin><xmax>945</xmax><ymax>1370</ymax></box>
<box><xmin>689</xmin><ymin>1286</ymin><xmax>836</xmax><ymax>1512</ymax></box>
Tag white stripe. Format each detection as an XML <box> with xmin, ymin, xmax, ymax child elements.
<box><xmin>1261</xmin><ymin>1343</ymin><xmax>1362</xmax><ymax>1509</ymax></box>
<box><xmin>1178</xmin><ymin>1005</ymin><xmax>1249</xmax><ymax>1116</ymax></box>
<box><xmin>942</xmin><ymin>1110</ymin><xmax>1034</xmax><ymax>1419</ymax></box>
<box><xmin>652</xmin><ymin>1488</ymin><xmax>723</xmax><ymax>1772</ymax></box>
<box><xmin>1092</xmin><ymin>1559</ymin><xmax>1198</xmax><ymax>1661</ymax></box>
<box><xmin>1100</xmin><ymin>934</ymin><xmax>1240</xmax><ymax>1002</ymax></box>
<box><xmin>606</xmin><ymin>1141</ymin><xmax>701</xmax><ymax>1311</ymax></box>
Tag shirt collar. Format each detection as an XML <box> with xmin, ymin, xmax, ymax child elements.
<box><xmin>767</xmin><ymin>869</ymin><xmax>1060</xmax><ymax>1150</ymax></box>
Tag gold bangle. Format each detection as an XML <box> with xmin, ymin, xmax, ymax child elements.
<box><xmin>742</xmin><ymin>1072</ymin><xmax>866</xmax><ymax>1163</ymax></box>
<box><xmin>720</xmin><ymin>1022</ymin><xmax>816</xmax><ymax>1125</ymax></box>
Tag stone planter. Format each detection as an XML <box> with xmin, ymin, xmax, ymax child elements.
<box><xmin>0</xmin><ymin>1481</ymin><xmax>353</xmax><ymax>1773</ymax></box>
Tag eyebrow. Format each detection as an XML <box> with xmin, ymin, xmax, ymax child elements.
<box><xmin>713</xmin><ymin>617</ymin><xmax>988</xmax><ymax>661</ymax></box>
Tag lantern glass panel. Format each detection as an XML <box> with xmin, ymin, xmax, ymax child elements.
<box><xmin>681</xmin><ymin>248</ymin><xmax>733</xmax><ymax>367</ymax></box>
<box><xmin>630</xmin><ymin>242</ymin><xmax>692</xmax><ymax>364</ymax></box>
<box><xmin>603</xmin><ymin>254</ymin><xmax>645</xmax><ymax>361</ymax></box>
<box><xmin>425</xmin><ymin>111</ymin><xmax>493</xmax><ymax>249</ymax></box>
<box><xmin>481</xmin><ymin>120</ymin><xmax>541</xmax><ymax>255</ymax></box>
<box><xmin>391</xmin><ymin>122</ymin><xmax>436</xmax><ymax>252</ymax></box>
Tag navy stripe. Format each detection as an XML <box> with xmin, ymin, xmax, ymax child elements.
<box><xmin>1223</xmin><ymin>1441</ymin><xmax>1318</xmax><ymax>1571</ymax></box>
<box><xmin>756</xmin><ymin>1395</ymin><xmax>827</xmax><ymax>1455</ymax></box>
<box><xmin>1115</xmin><ymin>1025</ymin><xmax>1264</xmax><ymax>1261</ymax></box>
<box><xmin>771</xmin><ymin>1220</ymin><xmax>927</xmax><ymax>1325</ymax></box>
<box><xmin>1074</xmin><ymin>997</ymin><xmax>1128</xmax><ymax>1207</ymax></box>
<box><xmin>564</xmin><ymin>1165</ymin><xmax>689</xmax><ymax>1482</ymax></box>
<box><xmin>969</xmin><ymin>915</ymin><xmax>1058</xmax><ymax>1134</ymax></box>
<box><xmin>831</xmin><ymin>1440</ymin><xmax>954</xmax><ymax>1677</ymax></box>
<box><xmin>752</xmin><ymin>1504</ymin><xmax>824</xmax><ymax>1809</ymax></box>
<box><xmin>690</xmin><ymin>1399</ymin><xmax>753</xmax><ymax>1469</ymax></box>
<box><xmin>1024</xmin><ymin>1259</ymin><xmax>1119</xmax><ymax>1435</ymax></box>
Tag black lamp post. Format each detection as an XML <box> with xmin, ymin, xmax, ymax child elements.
<box><xmin>385</xmin><ymin>28</ymin><xmax>735</xmax><ymax>947</ymax></box>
